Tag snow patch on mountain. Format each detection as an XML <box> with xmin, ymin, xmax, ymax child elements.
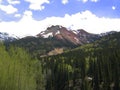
<box><xmin>0</xmin><ymin>32</ymin><xmax>18</xmax><ymax>42</ymax></box>
<box><xmin>100</xmin><ymin>31</ymin><xmax>117</xmax><ymax>36</ymax></box>
<box><xmin>72</xmin><ymin>30</ymin><xmax>79</xmax><ymax>34</ymax></box>
<box><xmin>42</xmin><ymin>32</ymin><xmax>53</xmax><ymax>38</ymax></box>
<box><xmin>74</xmin><ymin>37</ymin><xmax>79</xmax><ymax>43</ymax></box>
<box><xmin>55</xmin><ymin>31</ymin><xmax>60</xmax><ymax>35</ymax></box>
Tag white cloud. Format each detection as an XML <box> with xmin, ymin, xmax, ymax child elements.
<box><xmin>14</xmin><ymin>14</ymin><xmax>21</xmax><ymax>17</ymax></box>
<box><xmin>62</xmin><ymin>0</ymin><xmax>69</xmax><ymax>4</ymax></box>
<box><xmin>7</xmin><ymin>0</ymin><xmax>20</xmax><ymax>5</ymax></box>
<box><xmin>82</xmin><ymin>0</ymin><xmax>88</xmax><ymax>3</ymax></box>
<box><xmin>0</xmin><ymin>10</ymin><xmax>120</xmax><ymax>37</ymax></box>
<box><xmin>78</xmin><ymin>0</ymin><xmax>98</xmax><ymax>3</ymax></box>
<box><xmin>23</xmin><ymin>10</ymin><xmax>33</xmax><ymax>16</ymax></box>
<box><xmin>112</xmin><ymin>6</ymin><xmax>116</xmax><ymax>10</ymax></box>
<box><xmin>0</xmin><ymin>10</ymin><xmax>35</xmax><ymax>37</ymax></box>
<box><xmin>25</xmin><ymin>0</ymin><xmax>50</xmax><ymax>10</ymax></box>
<box><xmin>90</xmin><ymin>0</ymin><xmax>98</xmax><ymax>2</ymax></box>
<box><xmin>77</xmin><ymin>0</ymin><xmax>89</xmax><ymax>3</ymax></box>
<box><xmin>29</xmin><ymin>4</ymin><xmax>45</xmax><ymax>11</ymax></box>
<box><xmin>0</xmin><ymin>0</ymin><xmax>2</xmax><ymax>3</ymax></box>
<box><xmin>0</xmin><ymin>5</ymin><xmax>18</xmax><ymax>14</ymax></box>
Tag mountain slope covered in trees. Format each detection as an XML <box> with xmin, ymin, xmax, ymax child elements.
<box><xmin>1</xmin><ymin>31</ymin><xmax>120</xmax><ymax>90</ymax></box>
<box><xmin>9</xmin><ymin>36</ymin><xmax>77</xmax><ymax>57</ymax></box>
<box><xmin>40</xmin><ymin>32</ymin><xmax>120</xmax><ymax>90</ymax></box>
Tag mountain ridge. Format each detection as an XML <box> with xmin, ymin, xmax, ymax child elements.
<box><xmin>0</xmin><ymin>32</ymin><xmax>18</xmax><ymax>42</ymax></box>
<box><xmin>2</xmin><ymin>25</ymin><xmax>118</xmax><ymax>57</ymax></box>
<box><xmin>37</xmin><ymin>25</ymin><xmax>100</xmax><ymax>45</ymax></box>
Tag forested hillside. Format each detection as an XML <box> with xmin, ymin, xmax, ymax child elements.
<box><xmin>9</xmin><ymin>36</ymin><xmax>76</xmax><ymax>57</ymax></box>
<box><xmin>1</xmin><ymin>32</ymin><xmax>120</xmax><ymax>90</ymax></box>
<box><xmin>0</xmin><ymin>44</ymin><xmax>45</xmax><ymax>90</ymax></box>
<box><xmin>40</xmin><ymin>32</ymin><xmax>120</xmax><ymax>90</ymax></box>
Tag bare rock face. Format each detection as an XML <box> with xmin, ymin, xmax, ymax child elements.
<box><xmin>48</xmin><ymin>48</ymin><xmax>63</xmax><ymax>56</ymax></box>
<box><xmin>37</xmin><ymin>25</ymin><xmax>100</xmax><ymax>45</ymax></box>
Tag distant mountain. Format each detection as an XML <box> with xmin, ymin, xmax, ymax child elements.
<box><xmin>37</xmin><ymin>25</ymin><xmax>100</xmax><ymax>45</ymax></box>
<box><xmin>100</xmin><ymin>31</ymin><xmax>117</xmax><ymax>36</ymax></box>
<box><xmin>0</xmin><ymin>32</ymin><xmax>18</xmax><ymax>42</ymax></box>
<box><xmin>7</xmin><ymin>25</ymin><xmax>118</xmax><ymax>57</ymax></box>
<box><xmin>73</xmin><ymin>29</ymin><xmax>100</xmax><ymax>43</ymax></box>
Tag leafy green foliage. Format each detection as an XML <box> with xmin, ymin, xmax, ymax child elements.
<box><xmin>0</xmin><ymin>44</ymin><xmax>45</xmax><ymax>90</ymax></box>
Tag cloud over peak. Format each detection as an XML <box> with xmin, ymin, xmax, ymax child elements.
<box><xmin>0</xmin><ymin>10</ymin><xmax>120</xmax><ymax>37</ymax></box>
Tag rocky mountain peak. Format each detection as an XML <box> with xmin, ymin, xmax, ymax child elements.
<box><xmin>37</xmin><ymin>25</ymin><xmax>100</xmax><ymax>45</ymax></box>
<box><xmin>77</xmin><ymin>29</ymin><xmax>89</xmax><ymax>34</ymax></box>
<box><xmin>47</xmin><ymin>25</ymin><xmax>63</xmax><ymax>31</ymax></box>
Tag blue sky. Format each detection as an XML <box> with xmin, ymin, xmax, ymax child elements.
<box><xmin>0</xmin><ymin>0</ymin><xmax>120</xmax><ymax>37</ymax></box>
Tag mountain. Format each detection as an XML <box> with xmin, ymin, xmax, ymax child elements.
<box><xmin>37</xmin><ymin>25</ymin><xmax>81</xmax><ymax>45</ymax></box>
<box><xmin>0</xmin><ymin>32</ymin><xmax>18</xmax><ymax>42</ymax></box>
<box><xmin>8</xmin><ymin>25</ymin><xmax>117</xmax><ymax>57</ymax></box>
<box><xmin>37</xmin><ymin>25</ymin><xmax>100</xmax><ymax>45</ymax></box>
<box><xmin>73</xmin><ymin>29</ymin><xmax>100</xmax><ymax>43</ymax></box>
<box><xmin>100</xmin><ymin>31</ymin><xmax>117</xmax><ymax>36</ymax></box>
<box><xmin>10</xmin><ymin>36</ymin><xmax>77</xmax><ymax>57</ymax></box>
<box><xmin>41</xmin><ymin>31</ymin><xmax>120</xmax><ymax>90</ymax></box>
<box><xmin>1</xmin><ymin>26</ymin><xmax>120</xmax><ymax>90</ymax></box>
